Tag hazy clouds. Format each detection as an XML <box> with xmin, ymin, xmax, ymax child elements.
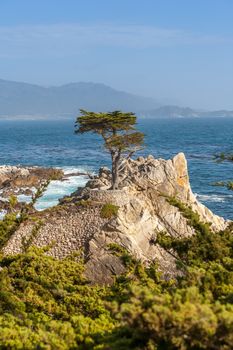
<box><xmin>0</xmin><ymin>22</ymin><xmax>232</xmax><ymax>109</ymax></box>
<box><xmin>0</xmin><ymin>23</ymin><xmax>231</xmax><ymax>57</ymax></box>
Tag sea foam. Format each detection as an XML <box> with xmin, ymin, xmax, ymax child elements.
<box><xmin>34</xmin><ymin>166</ymin><xmax>91</xmax><ymax>211</ymax></box>
<box><xmin>197</xmin><ymin>193</ymin><xmax>233</xmax><ymax>203</ymax></box>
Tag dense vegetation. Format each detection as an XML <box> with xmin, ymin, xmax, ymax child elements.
<box><xmin>0</xmin><ymin>198</ymin><xmax>232</xmax><ymax>349</ymax></box>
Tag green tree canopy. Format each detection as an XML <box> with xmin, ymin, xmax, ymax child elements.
<box><xmin>75</xmin><ymin>110</ymin><xmax>144</xmax><ymax>189</ymax></box>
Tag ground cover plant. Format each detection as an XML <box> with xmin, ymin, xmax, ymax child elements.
<box><xmin>0</xmin><ymin>200</ymin><xmax>232</xmax><ymax>350</ymax></box>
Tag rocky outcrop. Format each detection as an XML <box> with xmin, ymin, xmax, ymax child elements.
<box><xmin>2</xmin><ymin>153</ymin><xmax>228</xmax><ymax>284</ymax></box>
<box><xmin>82</xmin><ymin>153</ymin><xmax>227</xmax><ymax>283</ymax></box>
<box><xmin>0</xmin><ymin>166</ymin><xmax>63</xmax><ymax>191</ymax></box>
<box><xmin>0</xmin><ymin>166</ymin><xmax>63</xmax><ymax>211</ymax></box>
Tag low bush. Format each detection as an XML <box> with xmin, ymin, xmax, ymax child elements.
<box><xmin>100</xmin><ymin>203</ymin><xmax>119</xmax><ymax>219</ymax></box>
<box><xmin>0</xmin><ymin>196</ymin><xmax>232</xmax><ymax>349</ymax></box>
<box><xmin>76</xmin><ymin>199</ymin><xmax>93</xmax><ymax>207</ymax></box>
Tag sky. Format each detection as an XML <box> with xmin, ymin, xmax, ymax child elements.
<box><xmin>0</xmin><ymin>0</ymin><xmax>233</xmax><ymax>110</ymax></box>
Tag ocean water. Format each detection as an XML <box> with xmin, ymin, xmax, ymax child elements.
<box><xmin>0</xmin><ymin>118</ymin><xmax>233</xmax><ymax>219</ymax></box>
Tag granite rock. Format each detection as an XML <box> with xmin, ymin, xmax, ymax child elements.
<box><xmin>2</xmin><ymin>153</ymin><xmax>228</xmax><ymax>284</ymax></box>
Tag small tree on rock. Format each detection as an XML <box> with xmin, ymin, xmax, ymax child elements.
<box><xmin>75</xmin><ymin>110</ymin><xmax>144</xmax><ymax>190</ymax></box>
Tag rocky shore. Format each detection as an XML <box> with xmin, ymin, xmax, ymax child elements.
<box><xmin>1</xmin><ymin>153</ymin><xmax>229</xmax><ymax>284</ymax></box>
<box><xmin>0</xmin><ymin>165</ymin><xmax>63</xmax><ymax>212</ymax></box>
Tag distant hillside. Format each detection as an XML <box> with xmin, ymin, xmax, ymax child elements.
<box><xmin>142</xmin><ymin>105</ymin><xmax>233</xmax><ymax>118</ymax></box>
<box><xmin>1</xmin><ymin>79</ymin><xmax>232</xmax><ymax>119</ymax></box>
<box><xmin>0</xmin><ymin>79</ymin><xmax>159</xmax><ymax>118</ymax></box>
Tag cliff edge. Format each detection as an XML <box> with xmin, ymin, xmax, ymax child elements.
<box><xmin>2</xmin><ymin>153</ymin><xmax>228</xmax><ymax>284</ymax></box>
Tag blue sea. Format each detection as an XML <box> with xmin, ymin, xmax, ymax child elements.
<box><xmin>0</xmin><ymin>118</ymin><xmax>233</xmax><ymax>219</ymax></box>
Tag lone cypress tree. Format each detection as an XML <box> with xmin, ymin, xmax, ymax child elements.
<box><xmin>75</xmin><ymin>110</ymin><xmax>144</xmax><ymax>189</ymax></box>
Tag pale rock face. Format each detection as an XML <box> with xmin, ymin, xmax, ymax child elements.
<box><xmin>2</xmin><ymin>153</ymin><xmax>228</xmax><ymax>284</ymax></box>
<box><xmin>0</xmin><ymin>166</ymin><xmax>29</xmax><ymax>176</ymax></box>
<box><xmin>84</xmin><ymin>152</ymin><xmax>227</xmax><ymax>282</ymax></box>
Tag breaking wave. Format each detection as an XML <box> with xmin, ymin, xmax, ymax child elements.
<box><xmin>34</xmin><ymin>166</ymin><xmax>91</xmax><ymax>211</ymax></box>
<box><xmin>197</xmin><ymin>193</ymin><xmax>233</xmax><ymax>203</ymax></box>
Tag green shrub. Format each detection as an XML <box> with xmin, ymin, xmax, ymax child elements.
<box><xmin>100</xmin><ymin>203</ymin><xmax>119</xmax><ymax>219</ymax></box>
<box><xmin>0</xmin><ymin>213</ymin><xmax>19</xmax><ymax>249</ymax></box>
<box><xmin>166</xmin><ymin>196</ymin><xmax>212</xmax><ymax>236</ymax></box>
<box><xmin>0</xmin><ymin>231</ymin><xmax>232</xmax><ymax>349</ymax></box>
<box><xmin>0</xmin><ymin>196</ymin><xmax>232</xmax><ymax>349</ymax></box>
<box><xmin>9</xmin><ymin>195</ymin><xmax>18</xmax><ymax>210</ymax></box>
<box><xmin>76</xmin><ymin>199</ymin><xmax>93</xmax><ymax>207</ymax></box>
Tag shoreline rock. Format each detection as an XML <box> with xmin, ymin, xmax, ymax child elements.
<box><xmin>1</xmin><ymin>153</ymin><xmax>230</xmax><ymax>284</ymax></box>
<box><xmin>0</xmin><ymin>165</ymin><xmax>63</xmax><ymax>212</ymax></box>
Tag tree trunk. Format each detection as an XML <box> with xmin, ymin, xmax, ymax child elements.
<box><xmin>111</xmin><ymin>151</ymin><xmax>121</xmax><ymax>190</ymax></box>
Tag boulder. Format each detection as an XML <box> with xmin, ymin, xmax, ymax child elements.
<box><xmin>2</xmin><ymin>153</ymin><xmax>229</xmax><ymax>284</ymax></box>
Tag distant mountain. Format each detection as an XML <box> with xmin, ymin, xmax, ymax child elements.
<box><xmin>142</xmin><ymin>105</ymin><xmax>233</xmax><ymax>118</ymax></box>
<box><xmin>0</xmin><ymin>79</ymin><xmax>159</xmax><ymax>118</ymax></box>
<box><xmin>1</xmin><ymin>79</ymin><xmax>232</xmax><ymax>119</ymax></box>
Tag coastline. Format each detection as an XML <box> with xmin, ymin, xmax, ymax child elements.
<box><xmin>0</xmin><ymin>165</ymin><xmax>90</xmax><ymax>216</ymax></box>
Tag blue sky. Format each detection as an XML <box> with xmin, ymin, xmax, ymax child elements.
<box><xmin>0</xmin><ymin>0</ymin><xmax>233</xmax><ymax>109</ymax></box>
